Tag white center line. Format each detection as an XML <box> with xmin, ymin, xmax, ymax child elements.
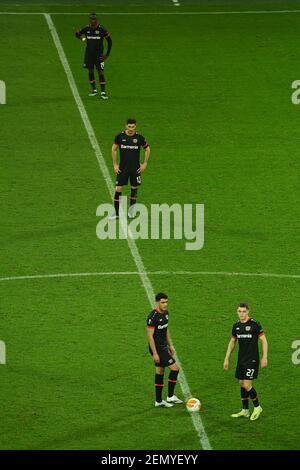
<box><xmin>2</xmin><ymin>10</ymin><xmax>300</xmax><ymax>16</ymax></box>
<box><xmin>43</xmin><ymin>13</ymin><xmax>212</xmax><ymax>450</ymax></box>
<box><xmin>1</xmin><ymin>270</ymin><xmax>299</xmax><ymax>282</ymax></box>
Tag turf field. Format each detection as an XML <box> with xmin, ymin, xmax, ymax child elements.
<box><xmin>1</xmin><ymin>0</ymin><xmax>300</xmax><ymax>451</ymax></box>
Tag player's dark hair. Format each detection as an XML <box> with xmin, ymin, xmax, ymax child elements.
<box><xmin>127</xmin><ymin>118</ymin><xmax>136</xmax><ymax>125</ymax></box>
<box><xmin>237</xmin><ymin>302</ymin><xmax>249</xmax><ymax>310</ymax></box>
<box><xmin>89</xmin><ymin>12</ymin><xmax>97</xmax><ymax>18</ymax></box>
<box><xmin>155</xmin><ymin>292</ymin><xmax>168</xmax><ymax>302</ymax></box>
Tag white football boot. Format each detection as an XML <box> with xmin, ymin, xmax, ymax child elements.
<box><xmin>167</xmin><ymin>395</ymin><xmax>183</xmax><ymax>404</ymax></box>
<box><xmin>155</xmin><ymin>400</ymin><xmax>174</xmax><ymax>408</ymax></box>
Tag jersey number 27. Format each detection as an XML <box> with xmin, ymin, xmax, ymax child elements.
<box><xmin>246</xmin><ymin>368</ymin><xmax>255</xmax><ymax>378</ymax></box>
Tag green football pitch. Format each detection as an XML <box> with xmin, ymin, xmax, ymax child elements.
<box><xmin>1</xmin><ymin>0</ymin><xmax>300</xmax><ymax>450</ymax></box>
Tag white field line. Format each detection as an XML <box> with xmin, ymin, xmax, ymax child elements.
<box><xmin>1</xmin><ymin>270</ymin><xmax>300</xmax><ymax>282</ymax></box>
<box><xmin>1</xmin><ymin>10</ymin><xmax>300</xmax><ymax>16</ymax></box>
<box><xmin>43</xmin><ymin>13</ymin><xmax>212</xmax><ymax>450</ymax></box>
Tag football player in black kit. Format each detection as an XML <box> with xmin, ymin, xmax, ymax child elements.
<box><xmin>110</xmin><ymin>118</ymin><xmax>150</xmax><ymax>220</ymax></box>
<box><xmin>223</xmin><ymin>303</ymin><xmax>268</xmax><ymax>421</ymax></box>
<box><xmin>147</xmin><ymin>293</ymin><xmax>183</xmax><ymax>408</ymax></box>
<box><xmin>75</xmin><ymin>12</ymin><xmax>112</xmax><ymax>99</ymax></box>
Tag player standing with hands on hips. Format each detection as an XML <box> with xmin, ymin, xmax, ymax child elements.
<box><xmin>224</xmin><ymin>303</ymin><xmax>268</xmax><ymax>421</ymax></box>
<box><xmin>110</xmin><ymin>118</ymin><xmax>150</xmax><ymax>220</ymax></box>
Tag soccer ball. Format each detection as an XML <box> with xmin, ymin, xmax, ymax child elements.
<box><xmin>186</xmin><ymin>398</ymin><xmax>201</xmax><ymax>413</ymax></box>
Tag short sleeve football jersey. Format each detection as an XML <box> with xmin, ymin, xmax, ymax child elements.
<box><xmin>232</xmin><ymin>318</ymin><xmax>264</xmax><ymax>364</ymax></box>
<box><xmin>114</xmin><ymin>132</ymin><xmax>149</xmax><ymax>171</ymax></box>
<box><xmin>147</xmin><ymin>309</ymin><xmax>169</xmax><ymax>350</ymax></box>
<box><xmin>79</xmin><ymin>24</ymin><xmax>110</xmax><ymax>53</ymax></box>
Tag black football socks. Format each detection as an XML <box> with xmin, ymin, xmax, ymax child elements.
<box><xmin>241</xmin><ymin>387</ymin><xmax>249</xmax><ymax>410</ymax></box>
<box><xmin>168</xmin><ymin>370</ymin><xmax>179</xmax><ymax>398</ymax></box>
<box><xmin>89</xmin><ymin>71</ymin><xmax>96</xmax><ymax>92</ymax></box>
<box><xmin>249</xmin><ymin>387</ymin><xmax>260</xmax><ymax>407</ymax></box>
<box><xmin>99</xmin><ymin>72</ymin><xmax>106</xmax><ymax>93</ymax></box>
<box><xmin>155</xmin><ymin>373</ymin><xmax>164</xmax><ymax>403</ymax></box>
<box><xmin>114</xmin><ymin>191</ymin><xmax>121</xmax><ymax>216</ymax></box>
<box><xmin>130</xmin><ymin>188</ymin><xmax>138</xmax><ymax>207</ymax></box>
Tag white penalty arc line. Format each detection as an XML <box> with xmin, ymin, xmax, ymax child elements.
<box><xmin>43</xmin><ymin>13</ymin><xmax>211</xmax><ymax>450</ymax></box>
<box><xmin>1</xmin><ymin>271</ymin><xmax>300</xmax><ymax>282</ymax></box>
<box><xmin>2</xmin><ymin>10</ymin><xmax>300</xmax><ymax>15</ymax></box>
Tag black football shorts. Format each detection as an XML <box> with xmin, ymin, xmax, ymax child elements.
<box><xmin>149</xmin><ymin>346</ymin><xmax>176</xmax><ymax>368</ymax></box>
<box><xmin>235</xmin><ymin>360</ymin><xmax>259</xmax><ymax>380</ymax></box>
<box><xmin>116</xmin><ymin>169</ymin><xmax>142</xmax><ymax>187</ymax></box>
<box><xmin>83</xmin><ymin>50</ymin><xmax>105</xmax><ymax>70</ymax></box>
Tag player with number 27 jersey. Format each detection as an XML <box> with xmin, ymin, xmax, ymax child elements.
<box><xmin>232</xmin><ymin>318</ymin><xmax>264</xmax><ymax>380</ymax></box>
<box><xmin>223</xmin><ymin>303</ymin><xmax>268</xmax><ymax>421</ymax></box>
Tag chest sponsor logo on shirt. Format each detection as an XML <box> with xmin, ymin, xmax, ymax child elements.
<box><xmin>120</xmin><ymin>144</ymin><xmax>138</xmax><ymax>150</ymax></box>
<box><xmin>157</xmin><ymin>323</ymin><xmax>168</xmax><ymax>330</ymax></box>
<box><xmin>237</xmin><ymin>334</ymin><xmax>252</xmax><ymax>338</ymax></box>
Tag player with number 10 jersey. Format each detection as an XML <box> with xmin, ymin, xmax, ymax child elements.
<box><xmin>111</xmin><ymin>118</ymin><xmax>150</xmax><ymax>219</ymax></box>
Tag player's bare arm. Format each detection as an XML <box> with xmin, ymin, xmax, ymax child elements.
<box><xmin>260</xmin><ymin>334</ymin><xmax>268</xmax><ymax>368</ymax></box>
<box><xmin>138</xmin><ymin>146</ymin><xmax>150</xmax><ymax>173</ymax></box>
<box><xmin>224</xmin><ymin>337</ymin><xmax>236</xmax><ymax>370</ymax></box>
<box><xmin>112</xmin><ymin>143</ymin><xmax>120</xmax><ymax>173</ymax></box>
<box><xmin>147</xmin><ymin>327</ymin><xmax>160</xmax><ymax>364</ymax></box>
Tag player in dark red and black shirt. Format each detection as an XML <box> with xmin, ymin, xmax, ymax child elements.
<box><xmin>223</xmin><ymin>302</ymin><xmax>268</xmax><ymax>421</ymax></box>
<box><xmin>147</xmin><ymin>292</ymin><xmax>183</xmax><ymax>408</ymax></box>
<box><xmin>110</xmin><ymin>118</ymin><xmax>150</xmax><ymax>220</ymax></box>
<box><xmin>75</xmin><ymin>12</ymin><xmax>112</xmax><ymax>99</ymax></box>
